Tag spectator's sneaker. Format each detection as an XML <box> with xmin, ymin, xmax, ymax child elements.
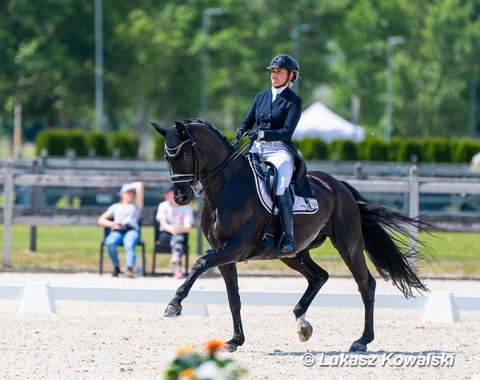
<box><xmin>112</xmin><ymin>267</ymin><xmax>121</xmax><ymax>277</ymax></box>
<box><xmin>174</xmin><ymin>267</ymin><xmax>185</xmax><ymax>279</ymax></box>
<box><xmin>126</xmin><ymin>267</ymin><xmax>135</xmax><ymax>278</ymax></box>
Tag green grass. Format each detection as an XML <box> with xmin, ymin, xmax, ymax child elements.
<box><xmin>0</xmin><ymin>225</ymin><xmax>479</xmax><ymax>277</ymax></box>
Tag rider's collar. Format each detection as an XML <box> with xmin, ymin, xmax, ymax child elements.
<box><xmin>272</xmin><ymin>85</ymin><xmax>287</xmax><ymax>94</ymax></box>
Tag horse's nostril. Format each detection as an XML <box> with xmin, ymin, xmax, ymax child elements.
<box><xmin>175</xmin><ymin>195</ymin><xmax>189</xmax><ymax>204</ymax></box>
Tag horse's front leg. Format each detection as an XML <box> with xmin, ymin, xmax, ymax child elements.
<box><xmin>217</xmin><ymin>263</ymin><xmax>244</xmax><ymax>352</ymax></box>
<box><xmin>164</xmin><ymin>248</ymin><xmax>241</xmax><ymax>317</ymax></box>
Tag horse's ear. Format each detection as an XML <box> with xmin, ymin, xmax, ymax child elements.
<box><xmin>175</xmin><ymin>121</ymin><xmax>189</xmax><ymax>140</ymax></box>
<box><xmin>151</xmin><ymin>122</ymin><xmax>167</xmax><ymax>137</ymax></box>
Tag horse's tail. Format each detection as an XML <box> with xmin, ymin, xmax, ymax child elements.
<box><xmin>341</xmin><ymin>180</ymin><xmax>432</xmax><ymax>298</ymax></box>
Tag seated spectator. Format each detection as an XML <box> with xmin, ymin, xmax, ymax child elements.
<box><xmin>98</xmin><ymin>181</ymin><xmax>144</xmax><ymax>277</ymax></box>
<box><xmin>156</xmin><ymin>184</ymin><xmax>194</xmax><ymax>279</ymax></box>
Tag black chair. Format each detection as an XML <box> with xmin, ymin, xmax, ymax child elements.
<box><xmin>152</xmin><ymin>215</ymin><xmax>189</xmax><ymax>275</ymax></box>
<box><xmin>99</xmin><ymin>226</ymin><xmax>146</xmax><ymax>276</ymax></box>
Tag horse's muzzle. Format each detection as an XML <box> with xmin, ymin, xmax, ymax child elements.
<box><xmin>174</xmin><ymin>193</ymin><xmax>192</xmax><ymax>205</ymax></box>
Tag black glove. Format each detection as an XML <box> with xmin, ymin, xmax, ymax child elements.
<box><xmin>249</xmin><ymin>130</ymin><xmax>259</xmax><ymax>142</ymax></box>
<box><xmin>235</xmin><ymin>127</ymin><xmax>246</xmax><ymax>141</ymax></box>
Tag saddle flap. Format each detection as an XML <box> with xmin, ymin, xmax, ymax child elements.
<box><xmin>247</xmin><ymin>153</ymin><xmax>318</xmax><ymax>215</ymax></box>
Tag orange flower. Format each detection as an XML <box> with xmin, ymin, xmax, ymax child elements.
<box><xmin>178</xmin><ymin>367</ymin><xmax>195</xmax><ymax>378</ymax></box>
<box><xmin>176</xmin><ymin>345</ymin><xmax>195</xmax><ymax>356</ymax></box>
<box><xmin>204</xmin><ymin>339</ymin><xmax>224</xmax><ymax>355</ymax></box>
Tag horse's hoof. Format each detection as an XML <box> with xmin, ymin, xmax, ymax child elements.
<box><xmin>297</xmin><ymin>322</ymin><xmax>313</xmax><ymax>342</ymax></box>
<box><xmin>296</xmin><ymin>315</ymin><xmax>313</xmax><ymax>342</ymax></box>
<box><xmin>222</xmin><ymin>343</ymin><xmax>237</xmax><ymax>353</ymax></box>
<box><xmin>349</xmin><ymin>342</ymin><xmax>367</xmax><ymax>352</ymax></box>
<box><xmin>164</xmin><ymin>304</ymin><xmax>182</xmax><ymax>317</ymax></box>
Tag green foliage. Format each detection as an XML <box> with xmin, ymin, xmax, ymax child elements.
<box><xmin>296</xmin><ymin>137</ymin><xmax>328</xmax><ymax>160</ymax></box>
<box><xmin>329</xmin><ymin>139</ymin><xmax>358</xmax><ymax>161</ymax></box>
<box><xmin>388</xmin><ymin>138</ymin><xmax>403</xmax><ymax>161</ymax></box>
<box><xmin>1</xmin><ymin>0</ymin><xmax>479</xmax><ymax>141</ymax></box>
<box><xmin>451</xmin><ymin>139</ymin><xmax>480</xmax><ymax>163</ymax></box>
<box><xmin>111</xmin><ymin>131</ymin><xmax>140</xmax><ymax>158</ymax></box>
<box><xmin>424</xmin><ymin>138</ymin><xmax>452</xmax><ymax>163</ymax></box>
<box><xmin>35</xmin><ymin>128</ymin><xmax>87</xmax><ymax>156</ymax></box>
<box><xmin>396</xmin><ymin>139</ymin><xmax>425</xmax><ymax>162</ymax></box>
<box><xmin>86</xmin><ymin>131</ymin><xmax>110</xmax><ymax>157</ymax></box>
<box><xmin>361</xmin><ymin>138</ymin><xmax>389</xmax><ymax>161</ymax></box>
<box><xmin>153</xmin><ymin>134</ymin><xmax>165</xmax><ymax>160</ymax></box>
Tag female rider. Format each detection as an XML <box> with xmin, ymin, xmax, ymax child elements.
<box><xmin>236</xmin><ymin>54</ymin><xmax>307</xmax><ymax>258</ymax></box>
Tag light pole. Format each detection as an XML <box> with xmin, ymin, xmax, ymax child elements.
<box><xmin>94</xmin><ymin>0</ymin><xmax>103</xmax><ymax>130</ymax></box>
<box><xmin>200</xmin><ymin>7</ymin><xmax>225</xmax><ymax>120</ymax></box>
<box><xmin>291</xmin><ymin>23</ymin><xmax>312</xmax><ymax>94</ymax></box>
<box><xmin>384</xmin><ymin>35</ymin><xmax>405</xmax><ymax>142</ymax></box>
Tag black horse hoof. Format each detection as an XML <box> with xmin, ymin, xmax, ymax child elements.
<box><xmin>164</xmin><ymin>304</ymin><xmax>182</xmax><ymax>317</ymax></box>
<box><xmin>349</xmin><ymin>341</ymin><xmax>367</xmax><ymax>352</ymax></box>
<box><xmin>222</xmin><ymin>343</ymin><xmax>237</xmax><ymax>353</ymax></box>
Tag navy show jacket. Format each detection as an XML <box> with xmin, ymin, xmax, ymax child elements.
<box><xmin>239</xmin><ymin>87</ymin><xmax>313</xmax><ymax>198</ymax></box>
<box><xmin>239</xmin><ymin>87</ymin><xmax>302</xmax><ymax>148</ymax></box>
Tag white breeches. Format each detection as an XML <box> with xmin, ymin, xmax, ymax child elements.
<box><xmin>250</xmin><ymin>141</ymin><xmax>294</xmax><ymax>196</ymax></box>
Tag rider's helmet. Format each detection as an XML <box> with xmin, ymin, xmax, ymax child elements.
<box><xmin>266</xmin><ymin>54</ymin><xmax>300</xmax><ymax>82</ymax></box>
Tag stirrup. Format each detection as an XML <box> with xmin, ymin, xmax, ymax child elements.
<box><xmin>278</xmin><ymin>237</ymin><xmax>296</xmax><ymax>258</ymax></box>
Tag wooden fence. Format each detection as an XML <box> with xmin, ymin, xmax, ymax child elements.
<box><xmin>2</xmin><ymin>158</ymin><xmax>480</xmax><ymax>269</ymax></box>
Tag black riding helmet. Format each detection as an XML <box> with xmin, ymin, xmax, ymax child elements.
<box><xmin>266</xmin><ymin>54</ymin><xmax>300</xmax><ymax>82</ymax></box>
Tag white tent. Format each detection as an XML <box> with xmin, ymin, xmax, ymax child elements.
<box><xmin>293</xmin><ymin>101</ymin><xmax>365</xmax><ymax>142</ymax></box>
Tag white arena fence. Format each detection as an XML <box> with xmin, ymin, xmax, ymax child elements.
<box><xmin>1</xmin><ymin>282</ymin><xmax>479</xmax><ymax>323</ymax></box>
<box><xmin>3</xmin><ymin>159</ymin><xmax>480</xmax><ymax>269</ymax></box>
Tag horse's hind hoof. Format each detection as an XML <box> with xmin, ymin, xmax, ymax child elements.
<box><xmin>349</xmin><ymin>342</ymin><xmax>367</xmax><ymax>352</ymax></box>
<box><xmin>297</xmin><ymin>322</ymin><xmax>313</xmax><ymax>342</ymax></box>
<box><xmin>296</xmin><ymin>315</ymin><xmax>313</xmax><ymax>342</ymax></box>
<box><xmin>164</xmin><ymin>304</ymin><xmax>182</xmax><ymax>317</ymax></box>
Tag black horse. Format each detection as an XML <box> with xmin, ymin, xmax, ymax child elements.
<box><xmin>152</xmin><ymin>119</ymin><xmax>430</xmax><ymax>353</ymax></box>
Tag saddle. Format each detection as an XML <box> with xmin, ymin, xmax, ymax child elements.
<box><xmin>247</xmin><ymin>153</ymin><xmax>318</xmax><ymax>215</ymax></box>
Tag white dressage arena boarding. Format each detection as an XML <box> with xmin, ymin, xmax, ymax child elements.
<box><xmin>1</xmin><ymin>273</ymin><xmax>479</xmax><ymax>323</ymax></box>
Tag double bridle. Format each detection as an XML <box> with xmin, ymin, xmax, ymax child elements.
<box><xmin>164</xmin><ymin>123</ymin><xmax>250</xmax><ymax>197</ymax></box>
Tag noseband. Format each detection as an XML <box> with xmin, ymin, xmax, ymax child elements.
<box><xmin>164</xmin><ymin>127</ymin><xmax>202</xmax><ymax>196</ymax></box>
<box><xmin>164</xmin><ymin>123</ymin><xmax>249</xmax><ymax>197</ymax></box>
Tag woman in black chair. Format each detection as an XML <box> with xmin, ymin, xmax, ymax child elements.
<box><xmin>98</xmin><ymin>182</ymin><xmax>144</xmax><ymax>277</ymax></box>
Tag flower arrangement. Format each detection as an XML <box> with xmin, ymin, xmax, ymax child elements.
<box><xmin>163</xmin><ymin>340</ymin><xmax>247</xmax><ymax>380</ymax></box>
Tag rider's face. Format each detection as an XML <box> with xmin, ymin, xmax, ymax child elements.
<box><xmin>270</xmin><ymin>68</ymin><xmax>290</xmax><ymax>87</ymax></box>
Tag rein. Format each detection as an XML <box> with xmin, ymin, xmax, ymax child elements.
<box><xmin>165</xmin><ymin>124</ymin><xmax>251</xmax><ymax>197</ymax></box>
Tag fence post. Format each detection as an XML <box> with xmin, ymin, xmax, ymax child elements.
<box><xmin>3</xmin><ymin>159</ymin><xmax>14</xmax><ymax>268</ymax></box>
<box><xmin>30</xmin><ymin>159</ymin><xmax>38</xmax><ymax>252</ymax></box>
<box><xmin>354</xmin><ymin>161</ymin><xmax>362</xmax><ymax>179</ymax></box>
<box><xmin>409</xmin><ymin>165</ymin><xmax>419</xmax><ymax>272</ymax></box>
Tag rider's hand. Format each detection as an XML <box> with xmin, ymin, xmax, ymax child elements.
<box><xmin>249</xmin><ymin>130</ymin><xmax>259</xmax><ymax>142</ymax></box>
<box><xmin>235</xmin><ymin>127</ymin><xmax>246</xmax><ymax>141</ymax></box>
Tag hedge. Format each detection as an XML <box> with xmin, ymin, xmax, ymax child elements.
<box><xmin>36</xmin><ymin>128</ymin><xmax>87</xmax><ymax>156</ymax></box>
<box><xmin>296</xmin><ymin>137</ymin><xmax>328</xmax><ymax>160</ymax></box>
<box><xmin>111</xmin><ymin>131</ymin><xmax>140</xmax><ymax>158</ymax></box>
<box><xmin>35</xmin><ymin>128</ymin><xmax>480</xmax><ymax>164</ymax></box>
<box><xmin>86</xmin><ymin>131</ymin><xmax>109</xmax><ymax>157</ymax></box>
<box><xmin>36</xmin><ymin>128</ymin><xmax>139</xmax><ymax>158</ymax></box>
<box><xmin>329</xmin><ymin>139</ymin><xmax>358</xmax><ymax>161</ymax></box>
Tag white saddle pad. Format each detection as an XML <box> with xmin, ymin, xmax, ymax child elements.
<box><xmin>247</xmin><ymin>154</ymin><xmax>318</xmax><ymax>215</ymax></box>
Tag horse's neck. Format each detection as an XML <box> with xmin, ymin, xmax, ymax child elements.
<box><xmin>203</xmin><ymin>155</ymin><xmax>252</xmax><ymax>202</ymax></box>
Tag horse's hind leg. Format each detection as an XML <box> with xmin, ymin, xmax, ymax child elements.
<box><xmin>281</xmin><ymin>250</ymin><xmax>329</xmax><ymax>342</ymax></box>
<box><xmin>218</xmin><ymin>263</ymin><xmax>245</xmax><ymax>352</ymax></box>
<box><xmin>331</xmin><ymin>229</ymin><xmax>376</xmax><ymax>352</ymax></box>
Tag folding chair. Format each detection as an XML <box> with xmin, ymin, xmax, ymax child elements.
<box><xmin>152</xmin><ymin>214</ymin><xmax>189</xmax><ymax>275</ymax></box>
<box><xmin>99</xmin><ymin>225</ymin><xmax>146</xmax><ymax>276</ymax></box>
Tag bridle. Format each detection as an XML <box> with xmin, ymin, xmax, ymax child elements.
<box><xmin>164</xmin><ymin>122</ymin><xmax>251</xmax><ymax>197</ymax></box>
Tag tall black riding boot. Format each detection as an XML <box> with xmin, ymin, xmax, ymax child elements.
<box><xmin>276</xmin><ymin>192</ymin><xmax>296</xmax><ymax>258</ymax></box>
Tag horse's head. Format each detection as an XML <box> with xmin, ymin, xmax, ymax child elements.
<box><xmin>151</xmin><ymin>121</ymin><xmax>197</xmax><ymax>204</ymax></box>
<box><xmin>152</xmin><ymin>119</ymin><xmax>234</xmax><ymax>205</ymax></box>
